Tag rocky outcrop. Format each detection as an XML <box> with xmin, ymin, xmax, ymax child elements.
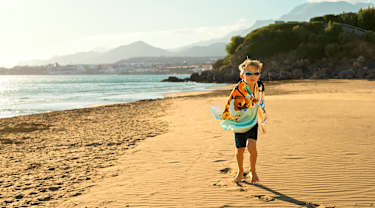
<box><xmin>183</xmin><ymin>55</ymin><xmax>375</xmax><ymax>83</ymax></box>
<box><xmin>161</xmin><ymin>76</ymin><xmax>189</xmax><ymax>82</ymax></box>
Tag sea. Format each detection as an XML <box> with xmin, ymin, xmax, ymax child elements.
<box><xmin>0</xmin><ymin>74</ymin><xmax>227</xmax><ymax>118</ymax></box>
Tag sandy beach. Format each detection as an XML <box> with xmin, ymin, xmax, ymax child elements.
<box><xmin>1</xmin><ymin>79</ymin><xmax>375</xmax><ymax>207</ymax></box>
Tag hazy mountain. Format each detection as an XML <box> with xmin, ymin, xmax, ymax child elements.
<box><xmin>174</xmin><ymin>42</ymin><xmax>227</xmax><ymax>57</ymax></box>
<box><xmin>19</xmin><ymin>51</ymin><xmax>102</xmax><ymax>66</ymax></box>
<box><xmin>20</xmin><ymin>41</ymin><xmax>171</xmax><ymax>65</ymax></box>
<box><xmin>280</xmin><ymin>1</ymin><xmax>372</xmax><ymax>21</ymax></box>
<box><xmin>94</xmin><ymin>41</ymin><xmax>171</xmax><ymax>64</ymax></box>
<box><xmin>20</xmin><ymin>1</ymin><xmax>374</xmax><ymax>66</ymax></box>
<box><xmin>20</xmin><ymin>41</ymin><xmax>224</xmax><ymax>66</ymax></box>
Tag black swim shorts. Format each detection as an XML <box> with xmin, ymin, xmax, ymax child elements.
<box><xmin>234</xmin><ymin>123</ymin><xmax>258</xmax><ymax>148</ymax></box>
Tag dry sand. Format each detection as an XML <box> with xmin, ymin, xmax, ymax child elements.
<box><xmin>1</xmin><ymin>79</ymin><xmax>375</xmax><ymax>207</ymax></box>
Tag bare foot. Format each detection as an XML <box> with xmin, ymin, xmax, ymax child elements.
<box><xmin>250</xmin><ymin>171</ymin><xmax>260</xmax><ymax>184</ymax></box>
<box><xmin>233</xmin><ymin>171</ymin><xmax>244</xmax><ymax>183</ymax></box>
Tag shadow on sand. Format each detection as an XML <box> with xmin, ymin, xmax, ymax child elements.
<box><xmin>240</xmin><ymin>181</ymin><xmax>335</xmax><ymax>208</ymax></box>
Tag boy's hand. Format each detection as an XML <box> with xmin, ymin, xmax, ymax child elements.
<box><xmin>260</xmin><ymin>124</ymin><xmax>266</xmax><ymax>134</ymax></box>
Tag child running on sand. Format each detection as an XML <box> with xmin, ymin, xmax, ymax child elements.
<box><xmin>220</xmin><ymin>58</ymin><xmax>268</xmax><ymax>184</ymax></box>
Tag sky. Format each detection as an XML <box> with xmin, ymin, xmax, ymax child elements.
<box><xmin>0</xmin><ymin>0</ymin><xmax>373</xmax><ymax>67</ymax></box>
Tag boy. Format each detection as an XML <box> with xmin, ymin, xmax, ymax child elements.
<box><xmin>221</xmin><ymin>58</ymin><xmax>267</xmax><ymax>184</ymax></box>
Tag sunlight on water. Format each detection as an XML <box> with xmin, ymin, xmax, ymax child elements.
<box><xmin>0</xmin><ymin>75</ymin><xmax>226</xmax><ymax>118</ymax></box>
<box><xmin>0</xmin><ymin>76</ymin><xmax>12</xmax><ymax>93</ymax></box>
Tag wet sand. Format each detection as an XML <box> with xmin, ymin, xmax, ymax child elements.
<box><xmin>1</xmin><ymin>79</ymin><xmax>375</xmax><ymax>207</ymax></box>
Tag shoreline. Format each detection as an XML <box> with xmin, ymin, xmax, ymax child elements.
<box><xmin>2</xmin><ymin>78</ymin><xmax>372</xmax><ymax>120</ymax></box>
<box><xmin>0</xmin><ymin>81</ymin><xmax>230</xmax><ymax>120</ymax></box>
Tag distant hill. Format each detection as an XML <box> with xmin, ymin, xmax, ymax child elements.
<box><xmin>19</xmin><ymin>41</ymin><xmax>172</xmax><ymax>65</ymax></box>
<box><xmin>174</xmin><ymin>42</ymin><xmax>226</xmax><ymax>57</ymax></box>
<box><xmin>20</xmin><ymin>1</ymin><xmax>374</xmax><ymax>66</ymax></box>
<box><xmin>280</xmin><ymin>1</ymin><xmax>372</xmax><ymax>21</ymax></box>
<box><xmin>19</xmin><ymin>51</ymin><xmax>102</xmax><ymax>66</ymax></box>
<box><xmin>20</xmin><ymin>41</ymin><xmax>225</xmax><ymax>66</ymax></box>
<box><xmin>94</xmin><ymin>41</ymin><xmax>171</xmax><ymax>64</ymax></box>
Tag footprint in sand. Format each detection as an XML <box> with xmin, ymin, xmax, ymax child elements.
<box><xmin>212</xmin><ymin>180</ymin><xmax>228</xmax><ymax>187</ymax></box>
<box><xmin>252</xmin><ymin>194</ymin><xmax>276</xmax><ymax>202</ymax></box>
<box><xmin>252</xmin><ymin>195</ymin><xmax>324</xmax><ymax>207</ymax></box>
<box><xmin>219</xmin><ymin>167</ymin><xmax>231</xmax><ymax>174</ymax></box>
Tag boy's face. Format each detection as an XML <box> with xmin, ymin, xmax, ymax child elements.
<box><xmin>242</xmin><ymin>65</ymin><xmax>261</xmax><ymax>85</ymax></box>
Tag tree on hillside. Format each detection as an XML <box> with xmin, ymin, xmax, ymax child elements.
<box><xmin>324</xmin><ymin>21</ymin><xmax>343</xmax><ymax>40</ymax></box>
<box><xmin>358</xmin><ymin>7</ymin><xmax>375</xmax><ymax>31</ymax></box>
<box><xmin>311</xmin><ymin>7</ymin><xmax>375</xmax><ymax>32</ymax></box>
<box><xmin>338</xmin><ymin>12</ymin><xmax>358</xmax><ymax>26</ymax></box>
<box><xmin>226</xmin><ymin>36</ymin><xmax>244</xmax><ymax>55</ymax></box>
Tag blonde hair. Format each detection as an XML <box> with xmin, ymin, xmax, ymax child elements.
<box><xmin>238</xmin><ymin>57</ymin><xmax>263</xmax><ymax>75</ymax></box>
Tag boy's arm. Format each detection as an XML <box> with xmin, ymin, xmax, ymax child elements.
<box><xmin>222</xmin><ymin>83</ymin><xmax>243</xmax><ymax>120</ymax></box>
<box><xmin>222</xmin><ymin>87</ymin><xmax>235</xmax><ymax>120</ymax></box>
<box><xmin>259</xmin><ymin>88</ymin><xmax>268</xmax><ymax>123</ymax></box>
<box><xmin>257</xmin><ymin>86</ymin><xmax>268</xmax><ymax>134</ymax></box>
<box><xmin>260</xmin><ymin>91</ymin><xmax>266</xmax><ymax>113</ymax></box>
